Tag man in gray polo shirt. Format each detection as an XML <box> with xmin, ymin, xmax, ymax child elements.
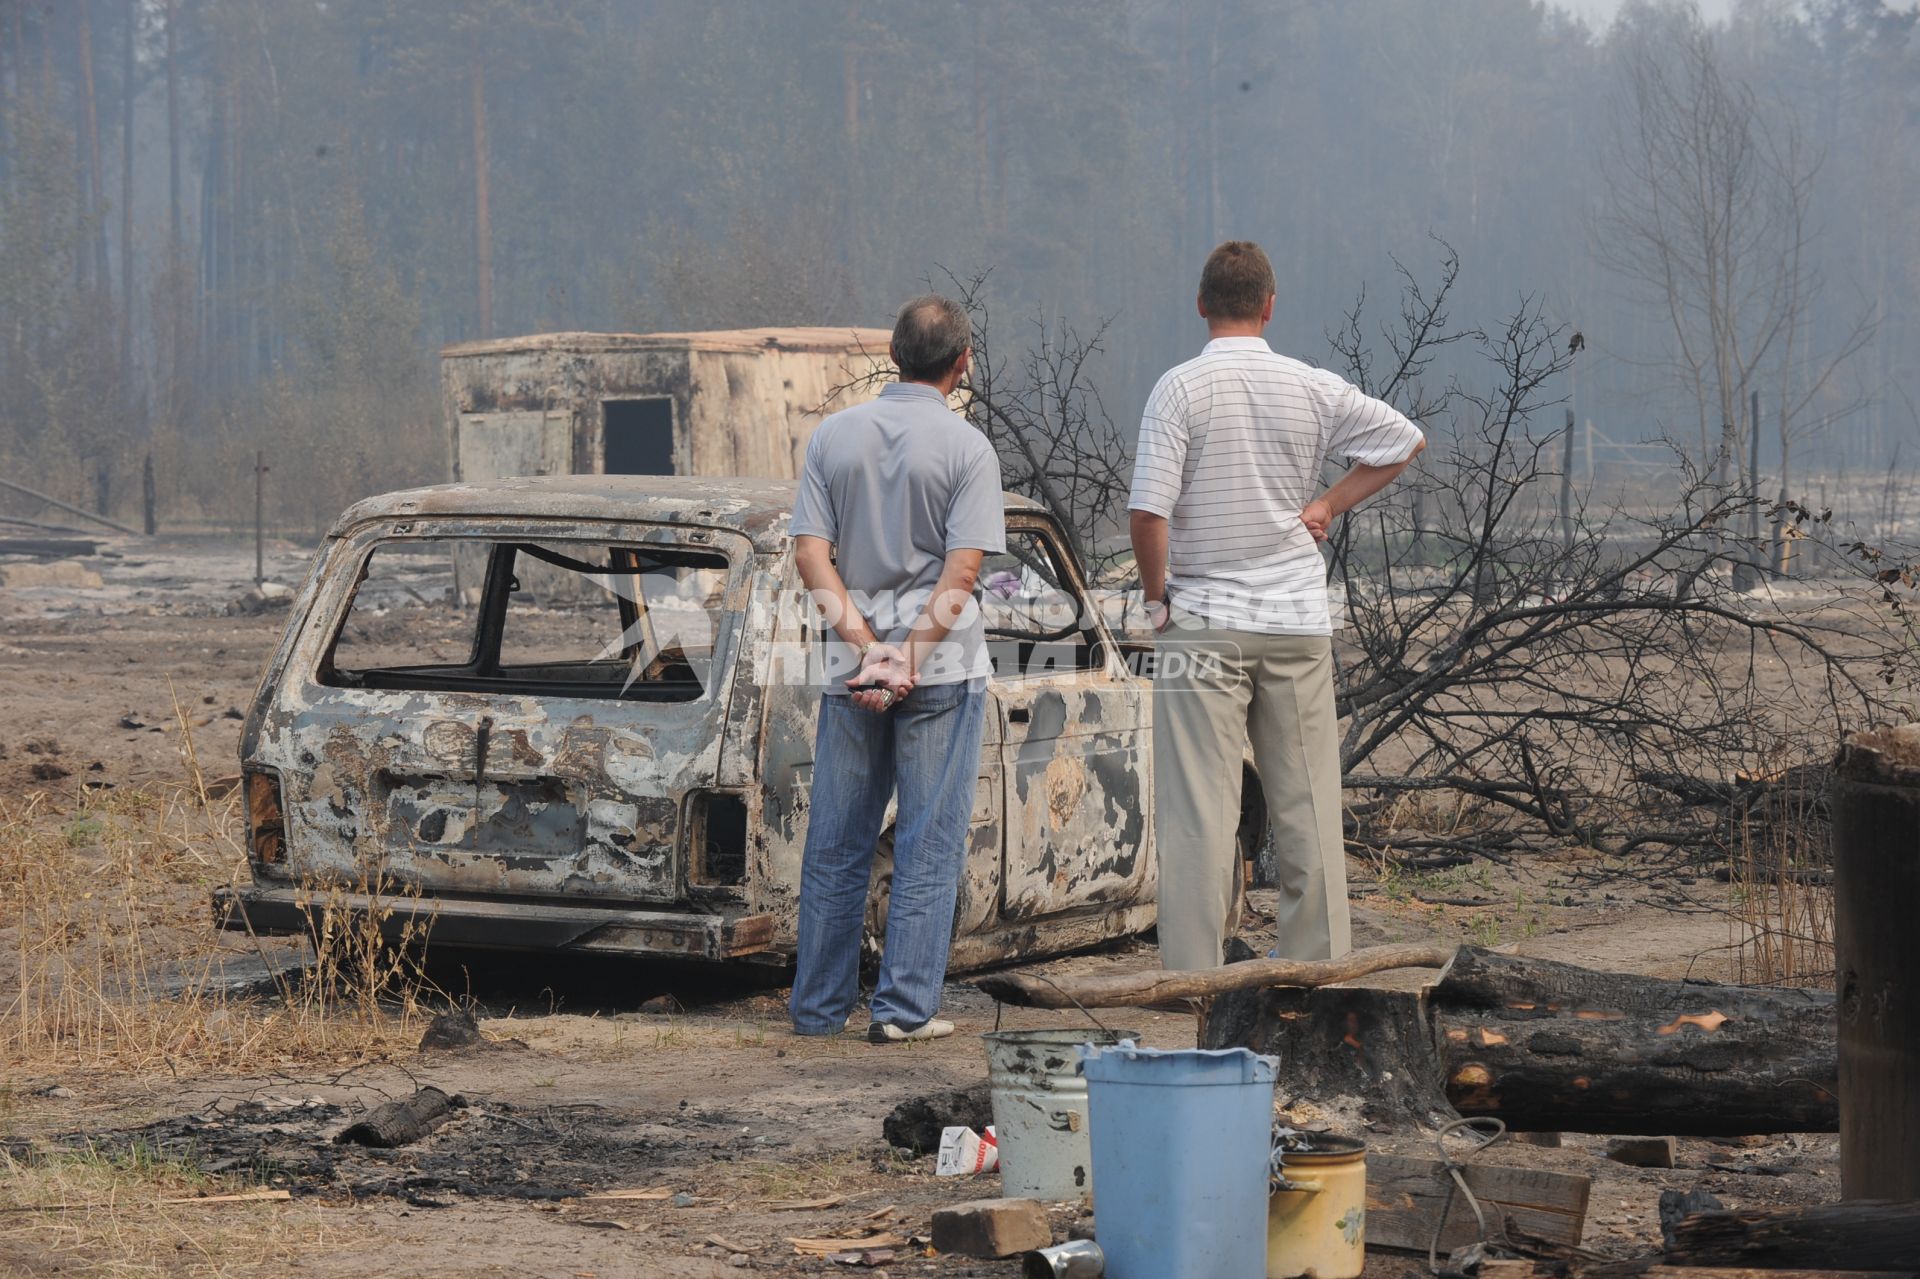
<box><xmin>787</xmin><ymin>295</ymin><xmax>1005</xmax><ymax>1042</ymax></box>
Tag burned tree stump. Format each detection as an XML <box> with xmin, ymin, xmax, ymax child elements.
<box><xmin>1435</xmin><ymin>948</ymin><xmax>1836</xmax><ymax>1135</ymax></box>
<box><xmin>1832</xmin><ymin>726</ymin><xmax>1920</xmax><ymax>1199</ymax></box>
<box><xmin>335</xmin><ymin>1087</ymin><xmax>465</xmax><ymax>1149</ymax></box>
<box><xmin>1664</xmin><ymin>1200</ymin><xmax>1920</xmax><ymax>1269</ymax></box>
<box><xmin>1202</xmin><ymin>985</ymin><xmax>1458</xmax><ymax>1128</ymax></box>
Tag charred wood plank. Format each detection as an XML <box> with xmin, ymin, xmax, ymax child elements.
<box><xmin>1665</xmin><ymin>1201</ymin><xmax>1920</xmax><ymax>1270</ymax></box>
<box><xmin>335</xmin><ymin>1087</ymin><xmax>464</xmax><ymax>1148</ymax></box>
<box><xmin>974</xmin><ymin>942</ymin><xmax>1456</xmax><ymax>1009</ymax></box>
<box><xmin>1364</xmin><ymin>1153</ymin><xmax>1589</xmax><ymax>1253</ymax></box>
<box><xmin>1436</xmin><ymin>948</ymin><xmax>1837</xmax><ymax>1135</ymax></box>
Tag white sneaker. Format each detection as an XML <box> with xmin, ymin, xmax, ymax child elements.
<box><xmin>866</xmin><ymin>1018</ymin><xmax>954</xmax><ymax>1043</ymax></box>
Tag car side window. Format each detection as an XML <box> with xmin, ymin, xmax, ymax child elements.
<box><xmin>978</xmin><ymin>528</ymin><xmax>1103</xmax><ymax>676</ymax></box>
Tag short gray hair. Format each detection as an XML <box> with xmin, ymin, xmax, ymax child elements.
<box><xmin>890</xmin><ymin>294</ymin><xmax>970</xmax><ymax>382</ymax></box>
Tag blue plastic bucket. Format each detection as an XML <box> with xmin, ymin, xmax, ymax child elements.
<box><xmin>1078</xmin><ymin>1042</ymin><xmax>1277</xmax><ymax>1279</ymax></box>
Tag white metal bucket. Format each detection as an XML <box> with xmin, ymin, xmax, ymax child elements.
<box><xmin>983</xmin><ymin>1028</ymin><xmax>1136</xmax><ymax>1203</ymax></box>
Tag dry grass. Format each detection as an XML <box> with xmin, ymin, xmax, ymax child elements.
<box><xmin>1</xmin><ymin>771</ymin><xmax>434</xmax><ymax>1081</ymax></box>
<box><xmin>0</xmin><ymin>1140</ymin><xmax>324</xmax><ymax>1276</ymax></box>
<box><xmin>1727</xmin><ymin>755</ymin><xmax>1835</xmax><ymax>989</ymax></box>
<box><xmin>736</xmin><ymin>1149</ymin><xmax>886</xmax><ymax>1202</ymax></box>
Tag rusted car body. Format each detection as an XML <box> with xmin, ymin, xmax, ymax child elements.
<box><xmin>216</xmin><ymin>474</ymin><xmax>1242</xmax><ymax>971</ymax></box>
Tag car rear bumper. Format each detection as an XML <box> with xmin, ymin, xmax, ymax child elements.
<box><xmin>212</xmin><ymin>884</ymin><xmax>779</xmax><ymax>961</ymax></box>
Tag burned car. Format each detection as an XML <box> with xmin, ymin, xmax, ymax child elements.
<box><xmin>218</xmin><ymin>475</ymin><xmax>1266</xmax><ymax>970</ymax></box>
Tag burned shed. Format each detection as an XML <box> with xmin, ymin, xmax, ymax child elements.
<box><xmin>440</xmin><ymin>327</ymin><xmax>893</xmax><ymax>484</ymax></box>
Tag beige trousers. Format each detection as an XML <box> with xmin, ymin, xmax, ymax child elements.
<box><xmin>1152</xmin><ymin>609</ymin><xmax>1351</xmax><ymax>969</ymax></box>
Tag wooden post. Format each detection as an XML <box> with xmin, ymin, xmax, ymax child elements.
<box><xmin>1832</xmin><ymin>727</ymin><xmax>1920</xmax><ymax>1200</ymax></box>
<box><xmin>254</xmin><ymin>450</ymin><xmax>267</xmax><ymax>585</ymax></box>
<box><xmin>1559</xmin><ymin>407</ymin><xmax>1575</xmax><ymax>551</ymax></box>
<box><xmin>142</xmin><ymin>453</ymin><xmax>157</xmax><ymax>536</ymax></box>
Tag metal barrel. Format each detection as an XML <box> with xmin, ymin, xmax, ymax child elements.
<box><xmin>1833</xmin><ymin>726</ymin><xmax>1920</xmax><ymax>1199</ymax></box>
<box><xmin>983</xmin><ymin>1028</ymin><xmax>1137</xmax><ymax>1203</ymax></box>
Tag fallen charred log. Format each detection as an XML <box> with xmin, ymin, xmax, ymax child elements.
<box><xmin>336</xmin><ymin>1087</ymin><xmax>465</xmax><ymax>1148</ymax></box>
<box><xmin>973</xmin><ymin>941</ymin><xmax>1456</xmax><ymax>1009</ymax></box>
<box><xmin>1201</xmin><ymin>947</ymin><xmax>1837</xmax><ymax>1134</ymax></box>
<box><xmin>1664</xmin><ymin>1200</ymin><xmax>1920</xmax><ymax>1269</ymax></box>
<box><xmin>1437</xmin><ymin>948</ymin><xmax>1837</xmax><ymax>1135</ymax></box>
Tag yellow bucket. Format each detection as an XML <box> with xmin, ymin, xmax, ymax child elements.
<box><xmin>1267</xmin><ymin>1133</ymin><xmax>1366</xmax><ymax>1279</ymax></box>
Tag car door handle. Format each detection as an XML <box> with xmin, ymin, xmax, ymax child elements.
<box><xmin>1008</xmin><ymin>707</ymin><xmax>1030</xmax><ymax>724</ymax></box>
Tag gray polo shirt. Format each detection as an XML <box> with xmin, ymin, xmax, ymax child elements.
<box><xmin>791</xmin><ymin>381</ymin><xmax>1006</xmax><ymax>691</ymax></box>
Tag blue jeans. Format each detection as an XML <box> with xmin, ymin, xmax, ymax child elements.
<box><xmin>789</xmin><ymin>677</ymin><xmax>988</xmax><ymax>1034</ymax></box>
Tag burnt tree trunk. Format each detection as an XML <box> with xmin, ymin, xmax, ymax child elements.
<box><xmin>1435</xmin><ymin>948</ymin><xmax>1836</xmax><ymax>1135</ymax></box>
<box><xmin>1202</xmin><ymin>985</ymin><xmax>1459</xmax><ymax>1129</ymax></box>
<box><xmin>119</xmin><ymin>0</ymin><xmax>135</xmax><ymax>380</ymax></box>
<box><xmin>1665</xmin><ymin>1201</ymin><xmax>1920</xmax><ymax>1269</ymax></box>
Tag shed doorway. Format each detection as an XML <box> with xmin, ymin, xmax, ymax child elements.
<box><xmin>602</xmin><ymin>398</ymin><xmax>676</xmax><ymax>475</ymax></box>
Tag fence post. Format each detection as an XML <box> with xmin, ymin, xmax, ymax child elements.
<box><xmin>254</xmin><ymin>449</ymin><xmax>268</xmax><ymax>586</ymax></box>
<box><xmin>1559</xmin><ymin>407</ymin><xmax>1575</xmax><ymax>551</ymax></box>
<box><xmin>142</xmin><ymin>453</ymin><xmax>157</xmax><ymax>536</ymax></box>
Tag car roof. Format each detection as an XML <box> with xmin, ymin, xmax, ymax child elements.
<box><xmin>439</xmin><ymin>327</ymin><xmax>892</xmax><ymax>359</ymax></box>
<box><xmin>329</xmin><ymin>474</ymin><xmax>1045</xmax><ymax>552</ymax></box>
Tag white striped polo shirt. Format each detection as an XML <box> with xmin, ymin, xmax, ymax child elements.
<box><xmin>1127</xmin><ymin>336</ymin><xmax>1424</xmax><ymax>634</ymax></box>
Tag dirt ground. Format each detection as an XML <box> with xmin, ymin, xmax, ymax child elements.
<box><xmin>0</xmin><ymin>538</ymin><xmax>1842</xmax><ymax>1278</ymax></box>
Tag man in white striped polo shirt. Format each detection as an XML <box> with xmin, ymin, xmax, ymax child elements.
<box><xmin>1129</xmin><ymin>240</ymin><xmax>1425</xmax><ymax>969</ymax></box>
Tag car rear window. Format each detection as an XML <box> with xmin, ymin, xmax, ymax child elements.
<box><xmin>321</xmin><ymin>537</ymin><xmax>732</xmax><ymax>702</ymax></box>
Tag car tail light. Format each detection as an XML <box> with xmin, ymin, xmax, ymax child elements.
<box><xmin>245</xmin><ymin>768</ymin><xmax>286</xmax><ymax>865</ymax></box>
<box><xmin>687</xmin><ymin>790</ymin><xmax>748</xmax><ymax>886</ymax></box>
